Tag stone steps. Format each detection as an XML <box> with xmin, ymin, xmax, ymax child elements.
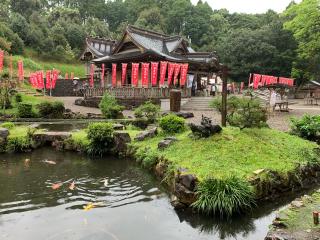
<box><xmin>181</xmin><ymin>97</ymin><xmax>214</xmax><ymax>111</ymax></box>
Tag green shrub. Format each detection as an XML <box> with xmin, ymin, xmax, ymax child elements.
<box><xmin>37</xmin><ymin>101</ymin><xmax>65</xmax><ymax>118</ymax></box>
<box><xmin>134</xmin><ymin>101</ymin><xmax>160</xmax><ymax>123</ymax></box>
<box><xmin>87</xmin><ymin>122</ymin><xmax>114</xmax><ymax>156</ymax></box>
<box><xmin>211</xmin><ymin>96</ymin><xmax>267</xmax><ymax>129</ymax></box>
<box><xmin>159</xmin><ymin>114</ymin><xmax>185</xmax><ymax>134</ymax></box>
<box><xmin>15</xmin><ymin>93</ymin><xmax>22</xmax><ymax>103</ymax></box>
<box><xmin>291</xmin><ymin>115</ymin><xmax>320</xmax><ymax>143</ymax></box>
<box><xmin>6</xmin><ymin>135</ymin><xmax>33</xmax><ymax>152</ymax></box>
<box><xmin>192</xmin><ymin>176</ymin><xmax>255</xmax><ymax>217</ymax></box>
<box><xmin>0</xmin><ymin>122</ymin><xmax>15</xmax><ymax>129</ymax></box>
<box><xmin>17</xmin><ymin>103</ymin><xmax>35</xmax><ymax>118</ymax></box>
<box><xmin>135</xmin><ymin>147</ymin><xmax>159</xmax><ymax>169</ymax></box>
<box><xmin>99</xmin><ymin>93</ymin><xmax>124</xmax><ymax>119</ymax></box>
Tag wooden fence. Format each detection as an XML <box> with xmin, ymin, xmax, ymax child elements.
<box><xmin>83</xmin><ymin>87</ymin><xmax>192</xmax><ymax>99</ymax></box>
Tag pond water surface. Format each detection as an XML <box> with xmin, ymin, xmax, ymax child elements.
<box><xmin>0</xmin><ymin>148</ymin><xmax>293</xmax><ymax>240</ymax></box>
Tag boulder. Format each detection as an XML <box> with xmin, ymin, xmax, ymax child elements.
<box><xmin>74</xmin><ymin>98</ymin><xmax>84</xmax><ymax>106</ymax></box>
<box><xmin>189</xmin><ymin>115</ymin><xmax>222</xmax><ymax>138</ymax></box>
<box><xmin>113</xmin><ymin>131</ymin><xmax>131</xmax><ymax>154</ymax></box>
<box><xmin>32</xmin><ymin>132</ymin><xmax>71</xmax><ymax>147</ymax></box>
<box><xmin>164</xmin><ymin>136</ymin><xmax>178</xmax><ymax>141</ymax></box>
<box><xmin>175</xmin><ymin>112</ymin><xmax>194</xmax><ymax>119</ymax></box>
<box><xmin>290</xmin><ymin>200</ymin><xmax>304</xmax><ymax>208</ymax></box>
<box><xmin>134</xmin><ymin>127</ymin><xmax>158</xmax><ymax>141</ymax></box>
<box><xmin>179</xmin><ymin>174</ymin><xmax>198</xmax><ymax>191</ymax></box>
<box><xmin>0</xmin><ymin>127</ymin><xmax>9</xmax><ymax>139</ymax></box>
<box><xmin>264</xmin><ymin>232</ymin><xmax>294</xmax><ymax>240</ymax></box>
<box><xmin>113</xmin><ymin>123</ymin><xmax>125</xmax><ymax>130</ymax></box>
<box><xmin>155</xmin><ymin>162</ymin><xmax>168</xmax><ymax>179</ymax></box>
<box><xmin>174</xmin><ymin>183</ymin><xmax>196</xmax><ymax>205</ymax></box>
<box><xmin>170</xmin><ymin>195</ymin><xmax>188</xmax><ymax>210</ymax></box>
<box><xmin>158</xmin><ymin>140</ymin><xmax>174</xmax><ymax>150</ymax></box>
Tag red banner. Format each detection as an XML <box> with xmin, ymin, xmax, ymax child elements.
<box><xmin>46</xmin><ymin>70</ymin><xmax>52</xmax><ymax>89</ymax></box>
<box><xmin>112</xmin><ymin>63</ymin><xmax>117</xmax><ymax>87</ymax></box>
<box><xmin>261</xmin><ymin>75</ymin><xmax>268</xmax><ymax>86</ymax></box>
<box><xmin>159</xmin><ymin>61</ymin><xmax>167</xmax><ymax>86</ymax></box>
<box><xmin>173</xmin><ymin>64</ymin><xmax>181</xmax><ymax>85</ymax></box>
<box><xmin>70</xmin><ymin>72</ymin><xmax>74</xmax><ymax>80</ymax></box>
<box><xmin>122</xmin><ymin>63</ymin><xmax>127</xmax><ymax>86</ymax></box>
<box><xmin>132</xmin><ymin>63</ymin><xmax>139</xmax><ymax>86</ymax></box>
<box><xmin>141</xmin><ymin>63</ymin><xmax>150</xmax><ymax>87</ymax></box>
<box><xmin>65</xmin><ymin>72</ymin><xmax>69</xmax><ymax>80</ymax></box>
<box><xmin>37</xmin><ymin>71</ymin><xmax>44</xmax><ymax>89</ymax></box>
<box><xmin>101</xmin><ymin>64</ymin><xmax>105</xmax><ymax>88</ymax></box>
<box><xmin>180</xmin><ymin>64</ymin><xmax>189</xmax><ymax>86</ymax></box>
<box><xmin>90</xmin><ymin>64</ymin><xmax>94</xmax><ymax>87</ymax></box>
<box><xmin>52</xmin><ymin>70</ymin><xmax>59</xmax><ymax>89</ymax></box>
<box><xmin>253</xmin><ymin>74</ymin><xmax>261</xmax><ymax>89</ymax></box>
<box><xmin>167</xmin><ymin>63</ymin><xmax>175</xmax><ymax>85</ymax></box>
<box><xmin>151</xmin><ymin>62</ymin><xmax>159</xmax><ymax>86</ymax></box>
<box><xmin>30</xmin><ymin>73</ymin><xmax>36</xmax><ymax>88</ymax></box>
<box><xmin>279</xmin><ymin>77</ymin><xmax>294</xmax><ymax>86</ymax></box>
<box><xmin>18</xmin><ymin>60</ymin><xmax>24</xmax><ymax>81</ymax></box>
<box><xmin>0</xmin><ymin>50</ymin><xmax>3</xmax><ymax>72</ymax></box>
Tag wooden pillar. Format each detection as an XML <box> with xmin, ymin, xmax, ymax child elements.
<box><xmin>221</xmin><ymin>65</ymin><xmax>228</xmax><ymax>127</ymax></box>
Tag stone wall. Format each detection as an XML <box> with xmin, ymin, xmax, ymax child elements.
<box><xmin>75</xmin><ymin>97</ymin><xmax>161</xmax><ymax>109</ymax></box>
<box><xmin>50</xmin><ymin>79</ymin><xmax>86</xmax><ymax>97</ymax></box>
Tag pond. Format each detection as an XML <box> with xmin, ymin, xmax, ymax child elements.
<box><xmin>0</xmin><ymin>148</ymin><xmax>292</xmax><ymax>240</ymax></box>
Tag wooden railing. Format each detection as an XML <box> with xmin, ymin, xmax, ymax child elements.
<box><xmin>82</xmin><ymin>87</ymin><xmax>192</xmax><ymax>99</ymax></box>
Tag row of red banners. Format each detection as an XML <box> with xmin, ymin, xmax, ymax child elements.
<box><xmin>105</xmin><ymin>62</ymin><xmax>189</xmax><ymax>87</ymax></box>
<box><xmin>0</xmin><ymin>50</ymin><xmax>24</xmax><ymax>80</ymax></box>
<box><xmin>29</xmin><ymin>70</ymin><xmax>59</xmax><ymax>89</ymax></box>
<box><xmin>250</xmin><ymin>74</ymin><xmax>294</xmax><ymax>89</ymax></box>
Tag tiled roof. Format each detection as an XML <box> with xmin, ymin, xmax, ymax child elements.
<box><xmin>81</xmin><ymin>37</ymin><xmax>116</xmax><ymax>60</ymax></box>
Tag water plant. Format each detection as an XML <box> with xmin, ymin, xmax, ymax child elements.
<box><xmin>192</xmin><ymin>176</ymin><xmax>256</xmax><ymax>217</ymax></box>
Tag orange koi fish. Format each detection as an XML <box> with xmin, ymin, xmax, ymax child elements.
<box><xmin>69</xmin><ymin>181</ymin><xmax>76</xmax><ymax>190</ymax></box>
<box><xmin>52</xmin><ymin>183</ymin><xmax>62</xmax><ymax>190</ymax></box>
<box><xmin>83</xmin><ymin>203</ymin><xmax>94</xmax><ymax>211</ymax></box>
<box><xmin>44</xmin><ymin>160</ymin><xmax>56</xmax><ymax>165</ymax></box>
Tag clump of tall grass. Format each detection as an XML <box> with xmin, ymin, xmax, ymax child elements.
<box><xmin>192</xmin><ymin>176</ymin><xmax>255</xmax><ymax>217</ymax></box>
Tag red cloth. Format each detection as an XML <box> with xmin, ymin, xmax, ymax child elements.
<box><xmin>112</xmin><ymin>64</ymin><xmax>117</xmax><ymax>87</ymax></box>
<box><xmin>253</xmin><ymin>74</ymin><xmax>261</xmax><ymax>89</ymax></box>
<box><xmin>101</xmin><ymin>64</ymin><xmax>105</xmax><ymax>88</ymax></box>
<box><xmin>279</xmin><ymin>77</ymin><xmax>294</xmax><ymax>86</ymax></box>
<box><xmin>90</xmin><ymin>64</ymin><xmax>95</xmax><ymax>88</ymax></box>
<box><xmin>0</xmin><ymin>50</ymin><xmax>3</xmax><ymax>72</ymax></box>
<box><xmin>173</xmin><ymin>64</ymin><xmax>181</xmax><ymax>85</ymax></box>
<box><xmin>65</xmin><ymin>73</ymin><xmax>69</xmax><ymax>80</ymax></box>
<box><xmin>151</xmin><ymin>62</ymin><xmax>159</xmax><ymax>86</ymax></box>
<box><xmin>167</xmin><ymin>63</ymin><xmax>175</xmax><ymax>85</ymax></box>
<box><xmin>131</xmin><ymin>63</ymin><xmax>139</xmax><ymax>87</ymax></box>
<box><xmin>122</xmin><ymin>63</ymin><xmax>127</xmax><ymax>86</ymax></box>
<box><xmin>159</xmin><ymin>61</ymin><xmax>167</xmax><ymax>86</ymax></box>
<box><xmin>141</xmin><ymin>63</ymin><xmax>150</xmax><ymax>87</ymax></box>
<box><xmin>46</xmin><ymin>70</ymin><xmax>52</xmax><ymax>89</ymax></box>
<box><xmin>70</xmin><ymin>72</ymin><xmax>74</xmax><ymax>80</ymax></box>
<box><xmin>51</xmin><ymin>70</ymin><xmax>59</xmax><ymax>89</ymax></box>
<box><xmin>261</xmin><ymin>75</ymin><xmax>268</xmax><ymax>86</ymax></box>
<box><xmin>180</xmin><ymin>64</ymin><xmax>189</xmax><ymax>86</ymax></box>
<box><xmin>37</xmin><ymin>71</ymin><xmax>44</xmax><ymax>89</ymax></box>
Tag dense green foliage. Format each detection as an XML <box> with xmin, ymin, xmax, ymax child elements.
<box><xmin>0</xmin><ymin>0</ymin><xmax>317</xmax><ymax>84</ymax></box>
<box><xmin>0</xmin><ymin>122</ymin><xmax>15</xmax><ymax>129</ymax></box>
<box><xmin>5</xmin><ymin>126</ymin><xmax>35</xmax><ymax>153</ymax></box>
<box><xmin>192</xmin><ymin>177</ymin><xmax>255</xmax><ymax>217</ymax></box>
<box><xmin>87</xmin><ymin>122</ymin><xmax>114</xmax><ymax>156</ymax></box>
<box><xmin>37</xmin><ymin>101</ymin><xmax>65</xmax><ymax>119</ymax></box>
<box><xmin>17</xmin><ymin>103</ymin><xmax>35</xmax><ymax>118</ymax></box>
<box><xmin>291</xmin><ymin>115</ymin><xmax>320</xmax><ymax>143</ymax></box>
<box><xmin>211</xmin><ymin>96</ymin><xmax>268</xmax><ymax>129</ymax></box>
<box><xmin>99</xmin><ymin>93</ymin><xmax>124</xmax><ymax>119</ymax></box>
<box><xmin>159</xmin><ymin>114</ymin><xmax>186</xmax><ymax>134</ymax></box>
<box><xmin>134</xmin><ymin>101</ymin><xmax>160</xmax><ymax>123</ymax></box>
<box><xmin>135</xmin><ymin>147</ymin><xmax>160</xmax><ymax>169</ymax></box>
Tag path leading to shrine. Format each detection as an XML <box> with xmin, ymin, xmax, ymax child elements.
<box><xmin>52</xmin><ymin>97</ymin><xmax>320</xmax><ymax>132</ymax></box>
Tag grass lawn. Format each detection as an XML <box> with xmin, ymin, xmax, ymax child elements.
<box><xmin>1</xmin><ymin>93</ymin><xmax>51</xmax><ymax>117</ymax></box>
<box><xmin>131</xmin><ymin>127</ymin><xmax>319</xmax><ymax>180</ymax></box>
<box><xmin>3</xmin><ymin>52</ymin><xmax>85</xmax><ymax>78</ymax></box>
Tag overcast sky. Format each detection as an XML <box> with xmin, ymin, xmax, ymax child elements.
<box><xmin>191</xmin><ymin>0</ymin><xmax>302</xmax><ymax>14</ymax></box>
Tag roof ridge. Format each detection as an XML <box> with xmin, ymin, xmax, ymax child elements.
<box><xmin>127</xmin><ymin>25</ymin><xmax>170</xmax><ymax>39</ymax></box>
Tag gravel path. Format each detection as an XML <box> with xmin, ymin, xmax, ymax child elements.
<box><xmin>52</xmin><ymin>97</ymin><xmax>320</xmax><ymax>132</ymax></box>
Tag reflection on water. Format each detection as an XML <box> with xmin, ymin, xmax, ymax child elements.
<box><xmin>38</xmin><ymin>122</ymin><xmax>88</xmax><ymax>131</ymax></box>
<box><xmin>0</xmin><ymin>148</ymin><xmax>295</xmax><ymax>240</ymax></box>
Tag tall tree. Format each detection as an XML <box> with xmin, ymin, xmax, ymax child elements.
<box><xmin>284</xmin><ymin>0</ymin><xmax>320</xmax><ymax>84</ymax></box>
